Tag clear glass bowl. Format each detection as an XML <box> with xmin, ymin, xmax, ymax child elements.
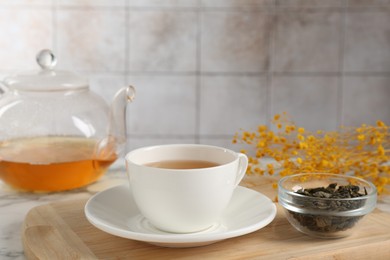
<box><xmin>278</xmin><ymin>173</ymin><xmax>377</xmax><ymax>239</ymax></box>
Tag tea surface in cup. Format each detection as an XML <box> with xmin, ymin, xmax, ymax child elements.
<box><xmin>145</xmin><ymin>160</ymin><xmax>219</xmax><ymax>169</ymax></box>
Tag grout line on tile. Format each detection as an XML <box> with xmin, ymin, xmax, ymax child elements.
<box><xmin>272</xmin><ymin>72</ymin><xmax>342</xmax><ymax>76</ymax></box>
<box><xmin>265</xmin><ymin>73</ymin><xmax>272</xmax><ymax>126</ymax></box>
<box><xmin>44</xmin><ymin>4</ymin><xmax>390</xmax><ymax>13</ymax></box>
<box><xmin>1</xmin><ymin>68</ymin><xmax>390</xmax><ymax>77</ymax></box>
<box><xmin>52</xmin><ymin>0</ymin><xmax>57</xmax><ymax>53</ymax></box>
<box><xmin>199</xmin><ymin>134</ymin><xmax>236</xmax><ymax>139</ymax></box>
<box><xmin>124</xmin><ymin>0</ymin><xmax>130</xmax><ymax>85</ymax></box>
<box><xmin>0</xmin><ymin>4</ymin><xmax>52</xmax><ymax>9</ymax></box>
<box><xmin>272</xmin><ymin>71</ymin><xmax>390</xmax><ymax>76</ymax></box>
<box><xmin>55</xmin><ymin>5</ymin><xmax>130</xmax><ymax>11</ymax></box>
<box><xmin>54</xmin><ymin>5</ymin><xmax>201</xmax><ymax>11</ymax></box>
<box><xmin>337</xmin><ymin>0</ymin><xmax>348</xmax><ymax>127</ymax></box>
<box><xmin>199</xmin><ymin>7</ymin><xmax>274</xmax><ymax>12</ymax></box>
<box><xmin>128</xmin><ymin>6</ymin><xmax>200</xmax><ymax>11</ymax></box>
<box><xmin>194</xmin><ymin>2</ymin><xmax>202</xmax><ymax>144</ymax></box>
<box><xmin>343</xmin><ymin>72</ymin><xmax>390</xmax><ymax>76</ymax></box>
<box><xmin>275</xmin><ymin>7</ymin><xmax>346</xmax><ymax>13</ymax></box>
<box><xmin>190</xmin><ymin>71</ymin><xmax>269</xmax><ymax>76</ymax></box>
<box><xmin>275</xmin><ymin>0</ymin><xmax>345</xmax><ymax>8</ymax></box>
<box><xmin>267</xmin><ymin>7</ymin><xmax>277</xmax><ymax>127</ymax></box>
<box><xmin>128</xmin><ymin>134</ymin><xmax>197</xmax><ymax>139</ymax></box>
<box><xmin>128</xmin><ymin>134</ymin><xmax>235</xmax><ymax>139</ymax></box>
<box><xmin>129</xmin><ymin>70</ymin><xmax>266</xmax><ymax>77</ymax></box>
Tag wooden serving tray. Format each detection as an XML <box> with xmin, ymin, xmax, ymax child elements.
<box><xmin>22</xmin><ymin>176</ymin><xmax>390</xmax><ymax>259</ymax></box>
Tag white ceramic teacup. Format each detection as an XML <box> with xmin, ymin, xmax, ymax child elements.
<box><xmin>125</xmin><ymin>144</ymin><xmax>248</xmax><ymax>233</ymax></box>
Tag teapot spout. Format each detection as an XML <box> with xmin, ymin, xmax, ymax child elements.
<box><xmin>98</xmin><ymin>85</ymin><xmax>135</xmax><ymax>159</ymax></box>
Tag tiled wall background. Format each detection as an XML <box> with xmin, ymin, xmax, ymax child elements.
<box><xmin>0</xmin><ymin>0</ymin><xmax>389</xmax><ymax>153</ymax></box>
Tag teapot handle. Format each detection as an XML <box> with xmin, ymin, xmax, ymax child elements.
<box><xmin>95</xmin><ymin>85</ymin><xmax>136</xmax><ymax>160</ymax></box>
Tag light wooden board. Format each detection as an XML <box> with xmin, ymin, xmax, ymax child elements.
<box><xmin>22</xmin><ymin>176</ymin><xmax>390</xmax><ymax>259</ymax></box>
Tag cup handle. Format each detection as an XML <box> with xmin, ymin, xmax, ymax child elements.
<box><xmin>234</xmin><ymin>153</ymin><xmax>248</xmax><ymax>187</ymax></box>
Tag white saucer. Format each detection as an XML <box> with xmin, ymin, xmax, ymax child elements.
<box><xmin>85</xmin><ymin>185</ymin><xmax>277</xmax><ymax>248</ymax></box>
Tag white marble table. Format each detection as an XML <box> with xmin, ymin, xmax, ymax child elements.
<box><xmin>0</xmin><ymin>167</ymin><xmax>129</xmax><ymax>260</ymax></box>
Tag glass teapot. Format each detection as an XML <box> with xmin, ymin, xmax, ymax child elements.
<box><xmin>0</xmin><ymin>50</ymin><xmax>135</xmax><ymax>192</ymax></box>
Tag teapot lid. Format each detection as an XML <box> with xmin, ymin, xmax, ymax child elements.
<box><xmin>3</xmin><ymin>49</ymin><xmax>88</xmax><ymax>91</ymax></box>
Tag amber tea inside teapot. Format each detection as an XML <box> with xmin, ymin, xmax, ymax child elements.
<box><xmin>0</xmin><ymin>50</ymin><xmax>135</xmax><ymax>192</ymax></box>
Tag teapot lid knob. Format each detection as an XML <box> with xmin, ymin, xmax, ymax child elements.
<box><xmin>36</xmin><ymin>49</ymin><xmax>57</xmax><ymax>70</ymax></box>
